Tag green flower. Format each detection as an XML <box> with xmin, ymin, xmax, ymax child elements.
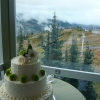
<box><xmin>5</xmin><ymin>69</ymin><xmax>11</xmax><ymax>76</ymax></box>
<box><xmin>9</xmin><ymin>74</ymin><xmax>16</xmax><ymax>81</ymax></box>
<box><xmin>40</xmin><ymin>70</ymin><xmax>45</xmax><ymax>76</ymax></box>
<box><xmin>19</xmin><ymin>49</ymin><xmax>28</xmax><ymax>56</ymax></box>
<box><xmin>19</xmin><ymin>75</ymin><xmax>27</xmax><ymax>83</ymax></box>
<box><xmin>32</xmin><ymin>74</ymin><xmax>39</xmax><ymax>81</ymax></box>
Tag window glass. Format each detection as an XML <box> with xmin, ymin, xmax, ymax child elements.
<box><xmin>61</xmin><ymin>77</ymin><xmax>100</xmax><ymax>100</ymax></box>
<box><xmin>16</xmin><ymin>0</ymin><xmax>100</xmax><ymax>73</ymax></box>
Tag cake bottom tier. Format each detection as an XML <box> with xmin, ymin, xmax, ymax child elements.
<box><xmin>0</xmin><ymin>82</ymin><xmax>53</xmax><ymax>100</ymax></box>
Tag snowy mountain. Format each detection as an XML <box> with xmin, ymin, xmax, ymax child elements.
<box><xmin>16</xmin><ymin>14</ymin><xmax>100</xmax><ymax>34</ymax></box>
<box><xmin>16</xmin><ymin>14</ymin><xmax>72</xmax><ymax>34</ymax></box>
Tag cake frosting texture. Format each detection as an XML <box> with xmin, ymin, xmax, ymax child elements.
<box><xmin>11</xmin><ymin>57</ymin><xmax>41</xmax><ymax>79</ymax></box>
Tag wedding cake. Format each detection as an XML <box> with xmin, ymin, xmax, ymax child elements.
<box><xmin>0</xmin><ymin>44</ymin><xmax>53</xmax><ymax>100</ymax></box>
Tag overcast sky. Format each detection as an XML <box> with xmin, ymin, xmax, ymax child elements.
<box><xmin>16</xmin><ymin>0</ymin><xmax>100</xmax><ymax>25</ymax></box>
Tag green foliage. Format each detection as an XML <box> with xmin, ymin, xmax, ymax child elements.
<box><xmin>28</xmin><ymin>44</ymin><xmax>32</xmax><ymax>50</ymax></box>
<box><xmin>19</xmin><ymin>49</ymin><xmax>28</xmax><ymax>56</ymax></box>
<box><xmin>8</xmin><ymin>67</ymin><xmax>11</xmax><ymax>71</ymax></box>
<box><xmin>40</xmin><ymin>70</ymin><xmax>45</xmax><ymax>76</ymax></box>
<box><xmin>69</xmin><ymin>34</ymin><xmax>80</xmax><ymax>70</ymax></box>
<box><xmin>63</xmin><ymin>77</ymin><xmax>79</xmax><ymax>88</ymax></box>
<box><xmin>19</xmin><ymin>44</ymin><xmax>33</xmax><ymax>57</ymax></box>
<box><xmin>42</xmin><ymin>31</ymin><xmax>51</xmax><ymax>60</ymax></box>
<box><xmin>80</xmin><ymin>42</ymin><xmax>97</xmax><ymax>100</ymax></box>
<box><xmin>19</xmin><ymin>75</ymin><xmax>27</xmax><ymax>83</ymax></box>
<box><xmin>17</xmin><ymin>27</ymin><xmax>24</xmax><ymax>56</ymax></box>
<box><xmin>9</xmin><ymin>74</ymin><xmax>16</xmax><ymax>81</ymax></box>
<box><xmin>82</xmin><ymin>41</ymin><xmax>94</xmax><ymax>71</ymax></box>
<box><xmin>69</xmin><ymin>36</ymin><xmax>80</xmax><ymax>63</ymax></box>
<box><xmin>65</xmin><ymin>48</ymin><xmax>69</xmax><ymax>62</ymax></box>
<box><xmin>64</xmin><ymin>34</ymin><xmax>80</xmax><ymax>89</ymax></box>
<box><xmin>32</xmin><ymin>74</ymin><xmax>39</xmax><ymax>81</ymax></box>
<box><xmin>42</xmin><ymin>12</ymin><xmax>63</xmax><ymax>61</ymax></box>
<box><xmin>81</xmin><ymin>82</ymin><xmax>97</xmax><ymax>100</ymax></box>
<box><xmin>5</xmin><ymin>69</ymin><xmax>11</xmax><ymax>76</ymax></box>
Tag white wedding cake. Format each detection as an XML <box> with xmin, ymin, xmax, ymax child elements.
<box><xmin>0</xmin><ymin>44</ymin><xmax>53</xmax><ymax>100</ymax></box>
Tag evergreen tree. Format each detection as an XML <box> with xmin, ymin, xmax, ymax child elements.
<box><xmin>80</xmin><ymin>41</ymin><xmax>97</xmax><ymax>100</ymax></box>
<box><xmin>69</xmin><ymin>33</ymin><xmax>80</xmax><ymax>70</ymax></box>
<box><xmin>65</xmin><ymin>48</ymin><xmax>69</xmax><ymax>62</ymax></box>
<box><xmin>17</xmin><ymin>27</ymin><xmax>24</xmax><ymax>55</ymax></box>
<box><xmin>63</xmin><ymin>34</ymin><xmax>80</xmax><ymax>89</ymax></box>
<box><xmin>42</xmin><ymin>31</ymin><xmax>51</xmax><ymax>60</ymax></box>
<box><xmin>81</xmin><ymin>81</ymin><xmax>97</xmax><ymax>100</ymax></box>
<box><xmin>49</xmin><ymin>12</ymin><xmax>63</xmax><ymax>61</ymax></box>
<box><xmin>82</xmin><ymin>41</ymin><xmax>94</xmax><ymax>71</ymax></box>
<box><xmin>42</xmin><ymin>12</ymin><xmax>63</xmax><ymax>62</ymax></box>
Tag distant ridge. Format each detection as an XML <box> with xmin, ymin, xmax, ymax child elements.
<box><xmin>16</xmin><ymin>14</ymin><xmax>100</xmax><ymax>34</ymax></box>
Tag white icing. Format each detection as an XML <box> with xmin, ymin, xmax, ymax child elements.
<box><xmin>0</xmin><ymin>82</ymin><xmax>53</xmax><ymax>100</ymax></box>
<box><xmin>4</xmin><ymin>75</ymin><xmax>47</xmax><ymax>98</ymax></box>
<box><xmin>11</xmin><ymin>57</ymin><xmax>41</xmax><ymax>78</ymax></box>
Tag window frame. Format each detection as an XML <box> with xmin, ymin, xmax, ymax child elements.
<box><xmin>0</xmin><ymin>0</ymin><xmax>100</xmax><ymax>82</ymax></box>
<box><xmin>0</xmin><ymin>0</ymin><xmax>16</xmax><ymax>71</ymax></box>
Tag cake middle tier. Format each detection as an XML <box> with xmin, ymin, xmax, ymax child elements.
<box><xmin>11</xmin><ymin>57</ymin><xmax>41</xmax><ymax>78</ymax></box>
<box><xmin>4</xmin><ymin>75</ymin><xmax>47</xmax><ymax>98</ymax></box>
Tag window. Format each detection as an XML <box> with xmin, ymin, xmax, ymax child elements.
<box><xmin>0</xmin><ymin>0</ymin><xmax>16</xmax><ymax>71</ymax></box>
<box><xmin>15</xmin><ymin>1</ymin><xmax>100</xmax><ymax>99</ymax></box>
<box><xmin>1</xmin><ymin>0</ymin><xmax>100</xmax><ymax>99</ymax></box>
<box><xmin>16</xmin><ymin>0</ymin><xmax>100</xmax><ymax>75</ymax></box>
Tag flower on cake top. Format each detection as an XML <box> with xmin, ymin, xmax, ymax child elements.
<box><xmin>18</xmin><ymin>55</ymin><xmax>26</xmax><ymax>65</ymax></box>
<box><xmin>26</xmin><ymin>49</ymin><xmax>38</xmax><ymax>60</ymax></box>
<box><xmin>18</xmin><ymin>44</ymin><xmax>38</xmax><ymax>64</ymax></box>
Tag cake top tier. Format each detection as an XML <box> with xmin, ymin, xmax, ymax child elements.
<box><xmin>16</xmin><ymin>44</ymin><xmax>38</xmax><ymax>65</ymax></box>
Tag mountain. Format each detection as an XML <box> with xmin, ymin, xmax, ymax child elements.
<box><xmin>16</xmin><ymin>15</ymin><xmax>45</xmax><ymax>34</ymax></box>
<box><xmin>16</xmin><ymin>14</ymin><xmax>72</xmax><ymax>34</ymax></box>
<box><xmin>72</xmin><ymin>23</ymin><xmax>100</xmax><ymax>30</ymax></box>
<box><xmin>16</xmin><ymin>14</ymin><xmax>100</xmax><ymax>34</ymax></box>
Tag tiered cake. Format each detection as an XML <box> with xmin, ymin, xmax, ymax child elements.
<box><xmin>0</xmin><ymin>44</ymin><xmax>53</xmax><ymax>100</ymax></box>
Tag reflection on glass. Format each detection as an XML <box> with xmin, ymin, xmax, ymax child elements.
<box><xmin>16</xmin><ymin>0</ymin><xmax>100</xmax><ymax>73</ymax></box>
<box><xmin>62</xmin><ymin>77</ymin><xmax>99</xmax><ymax>100</ymax></box>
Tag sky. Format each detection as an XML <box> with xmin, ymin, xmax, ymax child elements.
<box><xmin>16</xmin><ymin>0</ymin><xmax>100</xmax><ymax>25</ymax></box>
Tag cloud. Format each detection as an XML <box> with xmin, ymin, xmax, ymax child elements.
<box><xmin>16</xmin><ymin>0</ymin><xmax>100</xmax><ymax>25</ymax></box>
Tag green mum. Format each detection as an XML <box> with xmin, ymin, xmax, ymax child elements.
<box><xmin>5</xmin><ymin>69</ymin><xmax>11</xmax><ymax>76</ymax></box>
<box><xmin>9</xmin><ymin>74</ymin><xmax>16</xmax><ymax>81</ymax></box>
<box><xmin>32</xmin><ymin>74</ymin><xmax>39</xmax><ymax>81</ymax></box>
<box><xmin>19</xmin><ymin>75</ymin><xmax>27</xmax><ymax>83</ymax></box>
<box><xmin>40</xmin><ymin>70</ymin><xmax>45</xmax><ymax>76</ymax></box>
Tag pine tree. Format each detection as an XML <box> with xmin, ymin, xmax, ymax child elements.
<box><xmin>49</xmin><ymin>12</ymin><xmax>63</xmax><ymax>61</ymax></box>
<box><xmin>82</xmin><ymin>41</ymin><xmax>94</xmax><ymax>71</ymax></box>
<box><xmin>69</xmin><ymin>33</ymin><xmax>80</xmax><ymax>70</ymax></box>
<box><xmin>17</xmin><ymin>27</ymin><xmax>24</xmax><ymax>55</ymax></box>
<box><xmin>42</xmin><ymin>31</ymin><xmax>51</xmax><ymax>60</ymax></box>
<box><xmin>42</xmin><ymin>12</ymin><xmax>63</xmax><ymax>62</ymax></box>
<box><xmin>80</xmin><ymin>41</ymin><xmax>97</xmax><ymax>100</ymax></box>
<box><xmin>63</xmin><ymin>34</ymin><xmax>80</xmax><ymax>89</ymax></box>
<box><xmin>65</xmin><ymin>48</ymin><xmax>69</xmax><ymax>62</ymax></box>
<box><xmin>81</xmin><ymin>81</ymin><xmax>97</xmax><ymax>100</ymax></box>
